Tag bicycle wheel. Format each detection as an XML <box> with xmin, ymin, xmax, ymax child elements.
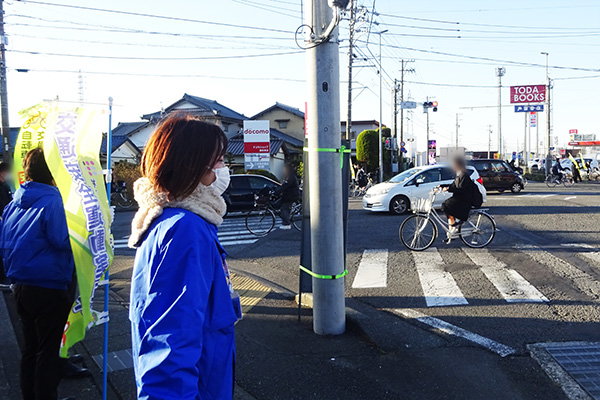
<box><xmin>291</xmin><ymin>203</ymin><xmax>302</xmax><ymax>231</ymax></box>
<box><xmin>563</xmin><ymin>177</ymin><xmax>574</xmax><ymax>187</ymax></box>
<box><xmin>459</xmin><ymin>212</ymin><xmax>496</xmax><ymax>248</ymax></box>
<box><xmin>545</xmin><ymin>175</ymin><xmax>557</xmax><ymax>188</ymax></box>
<box><xmin>399</xmin><ymin>215</ymin><xmax>437</xmax><ymax>251</ymax></box>
<box><xmin>245</xmin><ymin>209</ymin><xmax>275</xmax><ymax>237</ymax></box>
<box><xmin>117</xmin><ymin>193</ymin><xmax>134</xmax><ymax>209</ymax></box>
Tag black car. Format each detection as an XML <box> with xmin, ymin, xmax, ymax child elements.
<box><xmin>223</xmin><ymin>174</ymin><xmax>280</xmax><ymax>213</ymax></box>
<box><xmin>467</xmin><ymin>159</ymin><xmax>525</xmax><ymax>193</ymax></box>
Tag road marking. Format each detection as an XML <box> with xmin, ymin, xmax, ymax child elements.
<box><xmin>539</xmin><ymin>194</ymin><xmax>557</xmax><ymax>198</ymax></box>
<box><xmin>218</xmin><ymin>230</ymin><xmax>253</xmax><ymax>236</ymax></box>
<box><xmin>463</xmin><ymin>248</ymin><xmax>548</xmax><ymax>303</ymax></box>
<box><xmin>391</xmin><ymin>308</ymin><xmax>516</xmax><ymax>357</ymax></box>
<box><xmin>219</xmin><ymin>239</ymin><xmax>258</xmax><ymax>246</ymax></box>
<box><xmin>413</xmin><ymin>248</ymin><xmax>468</xmax><ymax>307</ymax></box>
<box><xmin>516</xmin><ymin>244</ymin><xmax>600</xmax><ymax>299</ymax></box>
<box><xmin>560</xmin><ymin>243</ymin><xmax>600</xmax><ymax>265</ymax></box>
<box><xmin>564</xmin><ymin>196</ymin><xmax>577</xmax><ymax>200</ymax></box>
<box><xmin>352</xmin><ymin>249</ymin><xmax>388</xmax><ymax>288</ymax></box>
<box><xmin>561</xmin><ymin>243</ymin><xmax>596</xmax><ymax>249</ymax></box>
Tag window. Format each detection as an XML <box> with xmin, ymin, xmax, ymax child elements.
<box><xmin>491</xmin><ymin>161</ymin><xmax>507</xmax><ymax>173</ymax></box>
<box><xmin>276</xmin><ymin>120</ymin><xmax>289</xmax><ymax>129</ymax></box>
<box><xmin>415</xmin><ymin>168</ymin><xmax>441</xmax><ymax>184</ymax></box>
<box><xmin>222</xmin><ymin>124</ymin><xmax>229</xmax><ymax>132</ymax></box>
<box><xmin>229</xmin><ymin>176</ymin><xmax>249</xmax><ymax>189</ymax></box>
<box><xmin>441</xmin><ymin>168</ymin><xmax>455</xmax><ymax>181</ymax></box>
<box><xmin>248</xmin><ymin>176</ymin><xmax>275</xmax><ymax>190</ymax></box>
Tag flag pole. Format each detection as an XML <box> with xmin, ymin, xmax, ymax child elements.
<box><xmin>103</xmin><ymin>97</ymin><xmax>113</xmax><ymax>400</ymax></box>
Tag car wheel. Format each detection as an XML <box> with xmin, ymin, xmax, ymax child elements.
<box><xmin>510</xmin><ymin>183</ymin><xmax>523</xmax><ymax>193</ymax></box>
<box><xmin>498</xmin><ymin>189</ymin><xmax>505</xmax><ymax>193</ymax></box>
<box><xmin>390</xmin><ymin>196</ymin><xmax>409</xmax><ymax>215</ymax></box>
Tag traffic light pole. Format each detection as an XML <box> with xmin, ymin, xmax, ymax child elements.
<box><xmin>0</xmin><ymin>0</ymin><xmax>12</xmax><ymax>163</ymax></box>
<box><xmin>305</xmin><ymin>0</ymin><xmax>345</xmax><ymax>336</ymax></box>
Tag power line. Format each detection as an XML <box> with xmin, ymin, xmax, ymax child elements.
<box><xmin>16</xmin><ymin>0</ymin><xmax>295</xmax><ymax>34</ymax></box>
<box><xmin>405</xmin><ymin>80</ymin><xmax>496</xmax><ymax>88</ymax></box>
<box><xmin>9</xmin><ymin>49</ymin><xmax>303</xmax><ymax>60</ymax></box>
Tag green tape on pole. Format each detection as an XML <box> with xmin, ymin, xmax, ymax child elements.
<box><xmin>299</xmin><ymin>265</ymin><xmax>348</xmax><ymax>280</ymax></box>
<box><xmin>303</xmin><ymin>146</ymin><xmax>351</xmax><ymax>169</ymax></box>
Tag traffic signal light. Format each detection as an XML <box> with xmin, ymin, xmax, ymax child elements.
<box><xmin>423</xmin><ymin>101</ymin><xmax>439</xmax><ymax>112</ymax></box>
<box><xmin>385</xmin><ymin>138</ymin><xmax>391</xmax><ymax>150</ymax></box>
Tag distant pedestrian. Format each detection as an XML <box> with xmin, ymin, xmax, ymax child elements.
<box><xmin>356</xmin><ymin>165</ymin><xmax>368</xmax><ymax>189</ymax></box>
<box><xmin>0</xmin><ymin>162</ymin><xmax>13</xmax><ymax>288</ymax></box>
<box><xmin>273</xmin><ymin>164</ymin><xmax>300</xmax><ymax>230</ymax></box>
<box><xmin>0</xmin><ymin>148</ymin><xmax>74</xmax><ymax>400</ymax></box>
<box><xmin>128</xmin><ymin>114</ymin><xmax>240</xmax><ymax>400</ymax></box>
<box><xmin>571</xmin><ymin>162</ymin><xmax>581</xmax><ymax>183</ymax></box>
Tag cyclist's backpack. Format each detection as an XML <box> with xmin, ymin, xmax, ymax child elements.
<box><xmin>471</xmin><ymin>180</ymin><xmax>484</xmax><ymax>208</ymax></box>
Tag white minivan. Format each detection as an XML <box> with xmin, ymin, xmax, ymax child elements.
<box><xmin>363</xmin><ymin>164</ymin><xmax>485</xmax><ymax>215</ymax></box>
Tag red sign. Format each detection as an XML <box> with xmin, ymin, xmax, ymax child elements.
<box><xmin>569</xmin><ymin>141</ymin><xmax>600</xmax><ymax>146</ymax></box>
<box><xmin>569</xmin><ymin>129</ymin><xmax>578</xmax><ymax>134</ymax></box>
<box><xmin>510</xmin><ymin>85</ymin><xmax>546</xmax><ymax>103</ymax></box>
<box><xmin>244</xmin><ymin>142</ymin><xmax>270</xmax><ymax>153</ymax></box>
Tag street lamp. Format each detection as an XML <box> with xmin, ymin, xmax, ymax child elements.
<box><xmin>495</xmin><ymin>67</ymin><xmax>506</xmax><ymax>160</ymax></box>
<box><xmin>376</xmin><ymin>29</ymin><xmax>388</xmax><ymax>183</ymax></box>
<box><xmin>541</xmin><ymin>52</ymin><xmax>551</xmax><ymax>175</ymax></box>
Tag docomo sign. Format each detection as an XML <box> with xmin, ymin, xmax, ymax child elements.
<box><xmin>510</xmin><ymin>84</ymin><xmax>546</xmax><ymax>104</ymax></box>
<box><xmin>243</xmin><ymin>120</ymin><xmax>270</xmax><ymax>171</ymax></box>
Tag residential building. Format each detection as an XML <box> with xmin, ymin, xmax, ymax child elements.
<box><xmin>251</xmin><ymin>102</ymin><xmax>305</xmax><ymax>144</ymax></box>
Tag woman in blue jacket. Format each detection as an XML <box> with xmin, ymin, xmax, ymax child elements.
<box><xmin>128</xmin><ymin>114</ymin><xmax>239</xmax><ymax>400</ymax></box>
<box><xmin>0</xmin><ymin>147</ymin><xmax>74</xmax><ymax>400</ymax></box>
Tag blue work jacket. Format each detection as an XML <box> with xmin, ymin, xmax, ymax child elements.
<box><xmin>130</xmin><ymin>208</ymin><xmax>237</xmax><ymax>400</ymax></box>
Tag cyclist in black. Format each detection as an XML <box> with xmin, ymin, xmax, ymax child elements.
<box><xmin>273</xmin><ymin>164</ymin><xmax>300</xmax><ymax>230</ymax></box>
<box><xmin>552</xmin><ymin>158</ymin><xmax>566</xmax><ymax>183</ymax></box>
<box><xmin>356</xmin><ymin>165</ymin><xmax>368</xmax><ymax>190</ymax></box>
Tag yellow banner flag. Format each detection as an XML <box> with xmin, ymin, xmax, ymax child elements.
<box><xmin>32</xmin><ymin>104</ymin><xmax>114</xmax><ymax>357</ymax></box>
<box><xmin>14</xmin><ymin>103</ymin><xmax>50</xmax><ymax>187</ymax></box>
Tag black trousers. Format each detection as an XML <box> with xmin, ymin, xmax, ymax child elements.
<box><xmin>13</xmin><ymin>284</ymin><xmax>71</xmax><ymax>400</ymax></box>
<box><xmin>280</xmin><ymin>201</ymin><xmax>293</xmax><ymax>225</ymax></box>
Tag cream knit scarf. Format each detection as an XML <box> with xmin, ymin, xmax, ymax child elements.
<box><xmin>128</xmin><ymin>177</ymin><xmax>226</xmax><ymax>248</ymax></box>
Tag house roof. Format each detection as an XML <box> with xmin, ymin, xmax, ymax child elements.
<box><xmin>227</xmin><ymin>137</ymin><xmax>285</xmax><ymax>156</ymax></box>
<box><xmin>142</xmin><ymin>94</ymin><xmax>247</xmax><ymax>122</ymax></box>
<box><xmin>251</xmin><ymin>102</ymin><xmax>305</xmax><ymax>120</ymax></box>
<box><xmin>269</xmin><ymin>128</ymin><xmax>303</xmax><ymax>148</ymax></box>
<box><xmin>341</xmin><ymin>120</ymin><xmax>380</xmax><ymax>127</ymax></box>
<box><xmin>100</xmin><ymin>121</ymin><xmax>147</xmax><ymax>156</ymax></box>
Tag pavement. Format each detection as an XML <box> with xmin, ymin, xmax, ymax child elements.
<box><xmin>1</xmin><ymin>181</ymin><xmax>599</xmax><ymax>399</ymax></box>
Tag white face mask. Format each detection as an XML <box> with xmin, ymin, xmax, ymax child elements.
<box><xmin>210</xmin><ymin>167</ymin><xmax>230</xmax><ymax>195</ymax></box>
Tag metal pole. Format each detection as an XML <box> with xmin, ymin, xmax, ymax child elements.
<box><xmin>377</xmin><ymin>30</ymin><xmax>386</xmax><ymax>183</ymax></box>
<box><xmin>488</xmin><ymin>125</ymin><xmax>491</xmax><ymax>159</ymax></box>
<box><xmin>345</xmin><ymin>0</ymin><xmax>354</xmax><ymax>142</ymax></box>
<box><xmin>523</xmin><ymin>112</ymin><xmax>527</xmax><ymax>168</ymax></box>
<box><xmin>306</xmin><ymin>0</ymin><xmax>345</xmax><ymax>335</ymax></box>
<box><xmin>0</xmin><ymin>0</ymin><xmax>11</xmax><ymax>163</ymax></box>
<box><xmin>393</xmin><ymin>78</ymin><xmax>398</xmax><ymax>170</ymax></box>
<box><xmin>496</xmin><ymin>67</ymin><xmax>505</xmax><ymax>160</ymax></box>
<box><xmin>102</xmin><ymin>97</ymin><xmax>113</xmax><ymax>400</ymax></box>
<box><xmin>426</xmin><ymin>109</ymin><xmax>430</xmax><ymax>165</ymax></box>
<box><xmin>542</xmin><ymin>52</ymin><xmax>552</xmax><ymax>175</ymax></box>
<box><xmin>536</xmin><ymin>112</ymin><xmax>539</xmax><ymax>157</ymax></box>
<box><xmin>455</xmin><ymin>113</ymin><xmax>459</xmax><ymax>149</ymax></box>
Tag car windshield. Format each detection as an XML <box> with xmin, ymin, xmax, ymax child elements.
<box><xmin>388</xmin><ymin>168</ymin><xmax>422</xmax><ymax>183</ymax></box>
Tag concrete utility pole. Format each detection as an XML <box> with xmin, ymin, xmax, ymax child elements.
<box><xmin>305</xmin><ymin>0</ymin><xmax>346</xmax><ymax>335</ymax></box>
<box><xmin>0</xmin><ymin>0</ymin><xmax>11</xmax><ymax>163</ymax></box>
<box><xmin>377</xmin><ymin>30</ymin><xmax>387</xmax><ymax>183</ymax></box>
<box><xmin>398</xmin><ymin>59</ymin><xmax>414</xmax><ymax>170</ymax></box>
<box><xmin>495</xmin><ymin>67</ymin><xmax>506</xmax><ymax>160</ymax></box>
<box><xmin>455</xmin><ymin>113</ymin><xmax>460</xmax><ymax>149</ymax></box>
<box><xmin>541</xmin><ymin>52</ymin><xmax>552</xmax><ymax>175</ymax></box>
<box><xmin>345</xmin><ymin>0</ymin><xmax>354</xmax><ymax>142</ymax></box>
<box><xmin>523</xmin><ymin>112</ymin><xmax>528</xmax><ymax>168</ymax></box>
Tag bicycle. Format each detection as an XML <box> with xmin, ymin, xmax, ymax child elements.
<box><xmin>399</xmin><ymin>188</ymin><xmax>496</xmax><ymax>251</ymax></box>
<box><xmin>245</xmin><ymin>192</ymin><xmax>302</xmax><ymax>237</ymax></box>
<box><xmin>111</xmin><ymin>180</ymin><xmax>134</xmax><ymax>209</ymax></box>
<box><xmin>545</xmin><ymin>173</ymin><xmax>574</xmax><ymax>188</ymax></box>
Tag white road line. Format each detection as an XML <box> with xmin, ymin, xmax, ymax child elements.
<box><xmin>561</xmin><ymin>243</ymin><xmax>596</xmax><ymax>249</ymax></box>
<box><xmin>564</xmin><ymin>196</ymin><xmax>577</xmax><ymax>200</ymax></box>
<box><xmin>463</xmin><ymin>248</ymin><xmax>548</xmax><ymax>303</ymax></box>
<box><xmin>352</xmin><ymin>249</ymin><xmax>388</xmax><ymax>288</ymax></box>
<box><xmin>114</xmin><ymin>239</ymin><xmax>128</xmax><ymax>244</ymax></box>
<box><xmin>219</xmin><ymin>239</ymin><xmax>258</xmax><ymax>246</ymax></box>
<box><xmin>413</xmin><ymin>248</ymin><xmax>468</xmax><ymax>307</ymax></box>
<box><xmin>391</xmin><ymin>308</ymin><xmax>516</xmax><ymax>357</ymax></box>
<box><xmin>539</xmin><ymin>194</ymin><xmax>557</xmax><ymax>198</ymax></box>
<box><xmin>580</xmin><ymin>252</ymin><xmax>600</xmax><ymax>266</ymax></box>
<box><xmin>218</xmin><ymin>230</ymin><xmax>253</xmax><ymax>236</ymax></box>
<box><xmin>516</xmin><ymin>244</ymin><xmax>600</xmax><ymax>299</ymax></box>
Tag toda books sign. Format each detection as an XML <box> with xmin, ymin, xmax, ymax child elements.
<box><xmin>510</xmin><ymin>84</ymin><xmax>546</xmax><ymax>103</ymax></box>
<box><xmin>243</xmin><ymin>120</ymin><xmax>270</xmax><ymax>171</ymax></box>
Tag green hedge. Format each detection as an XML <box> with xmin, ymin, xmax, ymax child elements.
<box><xmin>356</xmin><ymin>130</ymin><xmax>379</xmax><ymax>171</ymax></box>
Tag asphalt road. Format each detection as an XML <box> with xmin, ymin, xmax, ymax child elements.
<box><xmin>112</xmin><ymin>181</ymin><xmax>600</xmax><ymax>397</ymax></box>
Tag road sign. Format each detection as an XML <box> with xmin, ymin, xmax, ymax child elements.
<box><xmin>510</xmin><ymin>85</ymin><xmax>546</xmax><ymax>103</ymax></box>
<box><xmin>400</xmin><ymin>141</ymin><xmax>405</xmax><ymax>147</ymax></box>
<box><xmin>514</xmin><ymin>104</ymin><xmax>544</xmax><ymax>112</ymax></box>
<box><xmin>530</xmin><ymin>112</ymin><xmax>537</xmax><ymax>128</ymax></box>
<box><xmin>243</xmin><ymin>120</ymin><xmax>270</xmax><ymax>171</ymax></box>
<box><xmin>400</xmin><ymin>101</ymin><xmax>417</xmax><ymax>109</ymax></box>
<box><xmin>569</xmin><ymin>129</ymin><xmax>578</xmax><ymax>134</ymax></box>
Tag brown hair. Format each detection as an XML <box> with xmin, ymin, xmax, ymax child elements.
<box><xmin>140</xmin><ymin>113</ymin><xmax>228</xmax><ymax>199</ymax></box>
<box><xmin>23</xmin><ymin>147</ymin><xmax>54</xmax><ymax>185</ymax></box>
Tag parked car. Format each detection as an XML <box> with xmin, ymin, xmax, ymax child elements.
<box><xmin>528</xmin><ymin>158</ymin><xmax>541</xmax><ymax>169</ymax></box>
<box><xmin>560</xmin><ymin>157</ymin><xmax>598</xmax><ymax>171</ymax></box>
<box><xmin>223</xmin><ymin>174</ymin><xmax>280</xmax><ymax>213</ymax></box>
<box><xmin>467</xmin><ymin>159</ymin><xmax>525</xmax><ymax>193</ymax></box>
<box><xmin>363</xmin><ymin>164</ymin><xmax>485</xmax><ymax>215</ymax></box>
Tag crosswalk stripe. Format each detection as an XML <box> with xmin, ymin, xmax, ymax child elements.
<box><xmin>352</xmin><ymin>249</ymin><xmax>388</xmax><ymax>288</ymax></box>
<box><xmin>219</xmin><ymin>239</ymin><xmax>258</xmax><ymax>246</ymax></box>
<box><xmin>218</xmin><ymin>230</ymin><xmax>253</xmax><ymax>236</ymax></box>
<box><xmin>463</xmin><ymin>248</ymin><xmax>548</xmax><ymax>303</ymax></box>
<box><xmin>413</xmin><ymin>248</ymin><xmax>468</xmax><ymax>307</ymax></box>
<box><xmin>580</xmin><ymin>252</ymin><xmax>600</xmax><ymax>266</ymax></box>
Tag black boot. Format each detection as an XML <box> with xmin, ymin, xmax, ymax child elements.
<box><xmin>62</xmin><ymin>358</ymin><xmax>91</xmax><ymax>379</ymax></box>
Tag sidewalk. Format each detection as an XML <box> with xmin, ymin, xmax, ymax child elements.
<box><xmin>2</xmin><ymin>255</ymin><xmax>567</xmax><ymax>400</ymax></box>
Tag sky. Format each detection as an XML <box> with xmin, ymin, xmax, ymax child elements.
<box><xmin>4</xmin><ymin>0</ymin><xmax>600</xmax><ymax>156</ymax></box>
